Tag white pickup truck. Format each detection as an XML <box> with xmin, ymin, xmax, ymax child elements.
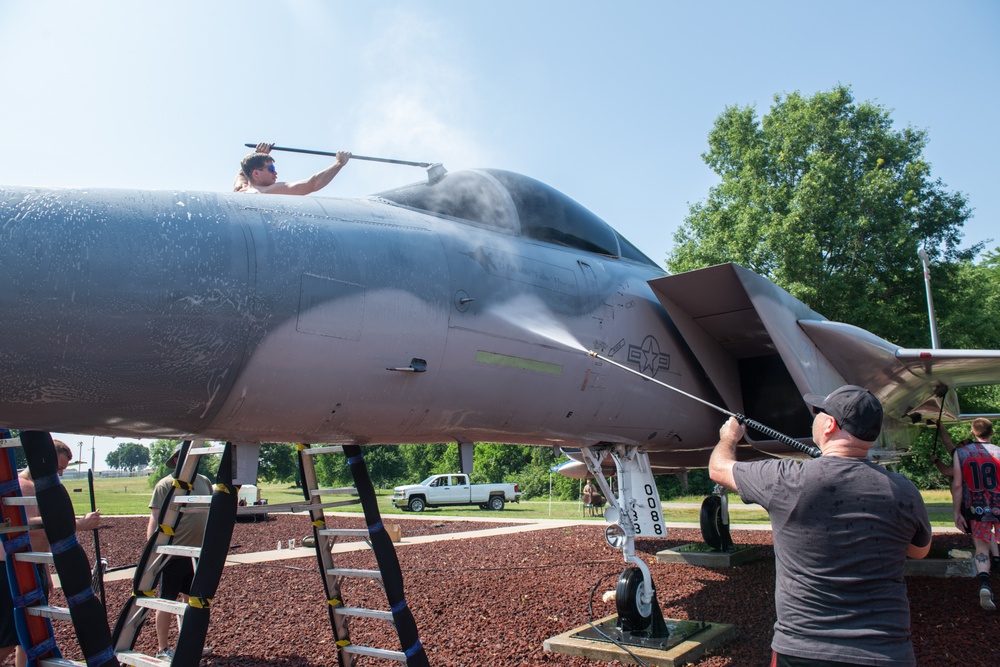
<box><xmin>392</xmin><ymin>474</ymin><xmax>522</xmax><ymax>512</ymax></box>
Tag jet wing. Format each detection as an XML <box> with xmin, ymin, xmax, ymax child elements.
<box><xmin>799</xmin><ymin>319</ymin><xmax>1000</xmax><ymax>422</ymax></box>
<box><xmin>649</xmin><ymin>263</ymin><xmax>1000</xmax><ymax>441</ymax></box>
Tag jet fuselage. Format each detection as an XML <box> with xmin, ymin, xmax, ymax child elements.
<box><xmin>0</xmin><ymin>171</ymin><xmax>723</xmax><ymax>455</ymax></box>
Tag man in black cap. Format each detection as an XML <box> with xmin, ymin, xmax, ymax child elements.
<box><xmin>709</xmin><ymin>385</ymin><xmax>932</xmax><ymax>667</ymax></box>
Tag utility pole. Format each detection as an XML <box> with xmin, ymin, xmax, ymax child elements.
<box><xmin>91</xmin><ymin>436</ymin><xmax>97</xmax><ymax>473</ymax></box>
<box><xmin>917</xmin><ymin>247</ymin><xmax>941</xmax><ymax>349</ymax></box>
<box><xmin>78</xmin><ymin>441</ymin><xmax>83</xmax><ymax>467</ymax></box>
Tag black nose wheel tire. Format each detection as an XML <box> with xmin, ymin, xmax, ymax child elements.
<box><xmin>616</xmin><ymin>567</ymin><xmax>652</xmax><ymax>632</ymax></box>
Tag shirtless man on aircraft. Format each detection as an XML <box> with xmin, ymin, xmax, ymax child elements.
<box><xmin>234</xmin><ymin>141</ymin><xmax>351</xmax><ymax>195</ymax></box>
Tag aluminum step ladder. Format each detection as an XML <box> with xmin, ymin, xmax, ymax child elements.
<box><xmin>298</xmin><ymin>443</ymin><xmax>428</xmax><ymax>667</ymax></box>
<box><xmin>9</xmin><ymin>430</ymin><xmax>119</xmax><ymax>667</ymax></box>
<box><xmin>112</xmin><ymin>441</ymin><xmax>238</xmax><ymax>667</ymax></box>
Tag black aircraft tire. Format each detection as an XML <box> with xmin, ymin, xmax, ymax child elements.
<box><xmin>616</xmin><ymin>567</ymin><xmax>652</xmax><ymax>631</ymax></box>
<box><xmin>700</xmin><ymin>495</ymin><xmax>724</xmax><ymax>550</ymax></box>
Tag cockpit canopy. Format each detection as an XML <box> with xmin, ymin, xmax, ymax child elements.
<box><xmin>374</xmin><ymin>169</ymin><xmax>655</xmax><ymax>265</ymax></box>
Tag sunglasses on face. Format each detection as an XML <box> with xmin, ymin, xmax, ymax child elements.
<box><xmin>266</xmin><ymin>165</ymin><xmax>276</xmax><ymax>173</ymax></box>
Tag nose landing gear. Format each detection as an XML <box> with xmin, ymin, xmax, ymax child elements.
<box><xmin>582</xmin><ymin>445</ymin><xmax>671</xmax><ymax>638</ymax></box>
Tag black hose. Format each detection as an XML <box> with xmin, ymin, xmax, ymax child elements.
<box><xmin>736</xmin><ymin>414</ymin><xmax>821</xmax><ymax>458</ymax></box>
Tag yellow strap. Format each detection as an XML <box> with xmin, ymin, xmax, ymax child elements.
<box><xmin>335</xmin><ymin>640</ymin><xmax>351</xmax><ymax>649</ymax></box>
<box><xmin>297</xmin><ymin>443</ymin><xmax>309</xmax><ymax>451</ymax></box>
<box><xmin>159</xmin><ymin>525</ymin><xmax>175</xmax><ymax>536</ymax></box>
<box><xmin>312</xmin><ymin>519</ymin><xmax>325</xmax><ymax>528</ymax></box>
<box><xmin>215</xmin><ymin>483</ymin><xmax>230</xmax><ymax>494</ymax></box>
<box><xmin>139</xmin><ymin>590</ymin><xmax>156</xmax><ymax>598</ymax></box>
<box><xmin>173</xmin><ymin>479</ymin><xmax>192</xmax><ymax>491</ymax></box>
<box><xmin>328</xmin><ymin>598</ymin><xmax>341</xmax><ymax>607</ymax></box>
<box><xmin>188</xmin><ymin>596</ymin><xmax>211</xmax><ymax>609</ymax></box>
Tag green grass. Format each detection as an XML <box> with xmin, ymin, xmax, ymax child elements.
<box><xmin>62</xmin><ymin>475</ymin><xmax>955</xmax><ymax>526</ymax></box>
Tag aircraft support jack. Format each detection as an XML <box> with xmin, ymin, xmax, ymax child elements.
<box><xmin>699</xmin><ymin>485</ymin><xmax>734</xmax><ymax>552</ymax></box>
<box><xmin>580</xmin><ymin>445</ymin><xmax>669</xmax><ymax>638</ymax></box>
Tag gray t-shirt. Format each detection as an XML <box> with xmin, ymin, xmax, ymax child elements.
<box><xmin>149</xmin><ymin>473</ymin><xmax>212</xmax><ymax>547</ymax></box>
<box><xmin>734</xmin><ymin>456</ymin><xmax>931</xmax><ymax>666</ymax></box>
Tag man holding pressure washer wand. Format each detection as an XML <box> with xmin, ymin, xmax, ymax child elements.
<box><xmin>710</xmin><ymin>385</ymin><xmax>931</xmax><ymax>667</ymax></box>
<box><xmin>234</xmin><ymin>141</ymin><xmax>351</xmax><ymax>195</ymax></box>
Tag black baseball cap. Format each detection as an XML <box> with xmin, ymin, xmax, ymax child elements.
<box><xmin>803</xmin><ymin>385</ymin><xmax>883</xmax><ymax>442</ymax></box>
<box><xmin>167</xmin><ymin>443</ymin><xmax>183</xmax><ymax>466</ymax></box>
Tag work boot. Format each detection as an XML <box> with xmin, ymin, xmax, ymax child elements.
<box><xmin>980</xmin><ymin>583</ymin><xmax>996</xmax><ymax>611</ymax></box>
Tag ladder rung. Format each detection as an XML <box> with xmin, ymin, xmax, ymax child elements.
<box><xmin>318</xmin><ymin>528</ymin><xmax>370</xmax><ymax>538</ymax></box>
<box><xmin>115</xmin><ymin>650</ymin><xmax>170</xmax><ymax>667</ymax></box>
<box><xmin>39</xmin><ymin>658</ymin><xmax>87</xmax><ymax>667</ymax></box>
<box><xmin>0</xmin><ymin>437</ymin><xmax>22</xmax><ymax>449</ymax></box>
<box><xmin>310</xmin><ymin>487</ymin><xmax>358</xmax><ymax>497</ymax></box>
<box><xmin>259</xmin><ymin>498</ymin><xmax>362</xmax><ymax>514</ymax></box>
<box><xmin>2</xmin><ymin>497</ymin><xmax>37</xmax><ymax>507</ymax></box>
<box><xmin>236</xmin><ymin>504</ymin><xmax>272</xmax><ymax>515</ymax></box>
<box><xmin>156</xmin><ymin>545</ymin><xmax>202</xmax><ymax>559</ymax></box>
<box><xmin>327</xmin><ymin>567</ymin><xmax>383</xmax><ymax>579</ymax></box>
<box><xmin>14</xmin><ymin>552</ymin><xmax>53</xmax><ymax>565</ymax></box>
<box><xmin>300</xmin><ymin>445</ymin><xmax>345</xmax><ymax>456</ymax></box>
<box><xmin>26</xmin><ymin>604</ymin><xmax>70</xmax><ymax>621</ymax></box>
<box><xmin>171</xmin><ymin>495</ymin><xmax>213</xmax><ymax>505</ymax></box>
<box><xmin>0</xmin><ymin>523</ymin><xmax>43</xmax><ymax>535</ymax></box>
<box><xmin>341</xmin><ymin>644</ymin><xmax>406</xmax><ymax>662</ymax></box>
<box><xmin>334</xmin><ymin>606</ymin><xmax>394</xmax><ymax>621</ymax></box>
<box><xmin>134</xmin><ymin>597</ymin><xmax>188</xmax><ymax>615</ymax></box>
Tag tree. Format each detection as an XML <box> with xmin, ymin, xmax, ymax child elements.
<box><xmin>257</xmin><ymin>443</ymin><xmax>298</xmax><ymax>484</ymax></box>
<box><xmin>147</xmin><ymin>440</ymin><xmax>180</xmax><ymax>486</ymax></box>
<box><xmin>933</xmin><ymin>247</ymin><xmax>1000</xmax><ymax>350</ymax></box>
<box><xmin>106</xmin><ymin>441</ymin><xmax>150</xmax><ymax>473</ymax></box>
<box><xmin>667</xmin><ymin>85</ymin><xmax>978</xmax><ymax>347</ymax></box>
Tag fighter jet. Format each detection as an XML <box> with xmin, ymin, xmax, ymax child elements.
<box><xmin>2</xmin><ymin>167</ymin><xmax>999</xmax><ymax>633</ymax></box>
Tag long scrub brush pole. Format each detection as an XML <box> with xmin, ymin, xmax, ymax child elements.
<box><xmin>587</xmin><ymin>350</ymin><xmax>821</xmax><ymax>458</ymax></box>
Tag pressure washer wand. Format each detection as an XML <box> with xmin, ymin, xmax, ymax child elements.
<box><xmin>244</xmin><ymin>143</ymin><xmax>447</xmax><ymax>184</ymax></box>
<box><xmin>588</xmin><ymin>350</ymin><xmax>821</xmax><ymax>458</ymax></box>
<box><xmin>244</xmin><ymin>143</ymin><xmax>432</xmax><ymax>168</ymax></box>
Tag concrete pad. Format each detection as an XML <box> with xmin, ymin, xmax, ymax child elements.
<box><xmin>544</xmin><ymin>614</ymin><xmax>734</xmax><ymax>667</ymax></box>
<box><xmin>656</xmin><ymin>543</ymin><xmax>767</xmax><ymax>567</ymax></box>
<box><xmin>904</xmin><ymin>556</ymin><xmax>975</xmax><ymax>578</ymax></box>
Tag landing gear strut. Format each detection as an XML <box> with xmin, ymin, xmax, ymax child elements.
<box><xmin>581</xmin><ymin>445</ymin><xmax>670</xmax><ymax>638</ymax></box>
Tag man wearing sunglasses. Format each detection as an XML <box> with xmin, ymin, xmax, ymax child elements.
<box><xmin>235</xmin><ymin>141</ymin><xmax>351</xmax><ymax>195</ymax></box>
<box><xmin>709</xmin><ymin>385</ymin><xmax>931</xmax><ymax>667</ymax></box>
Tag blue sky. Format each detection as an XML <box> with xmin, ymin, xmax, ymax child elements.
<box><xmin>2</xmin><ymin>1</ymin><xmax>997</xmax><ymax>468</ymax></box>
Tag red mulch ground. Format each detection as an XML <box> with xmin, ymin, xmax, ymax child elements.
<box><xmin>38</xmin><ymin>516</ymin><xmax>1000</xmax><ymax>666</ymax></box>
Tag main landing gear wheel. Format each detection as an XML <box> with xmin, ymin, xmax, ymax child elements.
<box><xmin>700</xmin><ymin>495</ymin><xmax>733</xmax><ymax>552</ymax></box>
<box><xmin>700</xmin><ymin>495</ymin><xmax>723</xmax><ymax>549</ymax></box>
<box><xmin>407</xmin><ymin>497</ymin><xmax>426</xmax><ymax>512</ymax></box>
<box><xmin>616</xmin><ymin>567</ymin><xmax>653</xmax><ymax>632</ymax></box>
